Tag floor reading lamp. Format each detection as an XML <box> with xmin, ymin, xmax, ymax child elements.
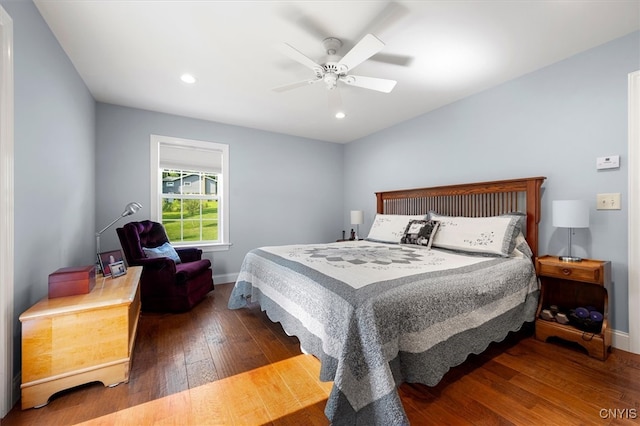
<box><xmin>96</xmin><ymin>202</ymin><xmax>142</xmax><ymax>254</ymax></box>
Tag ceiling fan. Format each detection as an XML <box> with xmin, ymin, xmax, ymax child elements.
<box><xmin>273</xmin><ymin>33</ymin><xmax>397</xmax><ymax>94</ymax></box>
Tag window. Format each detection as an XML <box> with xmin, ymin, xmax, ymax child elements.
<box><xmin>150</xmin><ymin>135</ymin><xmax>229</xmax><ymax>251</ymax></box>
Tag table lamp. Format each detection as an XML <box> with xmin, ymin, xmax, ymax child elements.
<box><xmin>96</xmin><ymin>201</ymin><xmax>142</xmax><ymax>254</ymax></box>
<box><xmin>552</xmin><ymin>200</ymin><xmax>589</xmax><ymax>262</ymax></box>
<box><xmin>350</xmin><ymin>210</ymin><xmax>364</xmax><ymax>240</ymax></box>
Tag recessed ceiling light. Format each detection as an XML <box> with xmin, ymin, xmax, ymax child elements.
<box><xmin>335</xmin><ymin>112</ymin><xmax>346</xmax><ymax>119</ymax></box>
<box><xmin>180</xmin><ymin>73</ymin><xmax>196</xmax><ymax>84</ymax></box>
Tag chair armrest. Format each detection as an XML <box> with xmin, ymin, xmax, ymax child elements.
<box><xmin>135</xmin><ymin>257</ymin><xmax>177</xmax><ymax>273</ymax></box>
<box><xmin>176</xmin><ymin>247</ymin><xmax>203</xmax><ymax>263</ymax></box>
<box><xmin>175</xmin><ymin>258</ymin><xmax>211</xmax><ymax>283</ymax></box>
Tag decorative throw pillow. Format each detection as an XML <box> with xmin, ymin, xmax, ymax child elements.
<box><xmin>366</xmin><ymin>214</ymin><xmax>426</xmax><ymax>244</ymax></box>
<box><xmin>400</xmin><ymin>219</ymin><xmax>440</xmax><ymax>249</ymax></box>
<box><xmin>143</xmin><ymin>242</ymin><xmax>182</xmax><ymax>264</ymax></box>
<box><xmin>429</xmin><ymin>212</ymin><xmax>521</xmax><ymax>257</ymax></box>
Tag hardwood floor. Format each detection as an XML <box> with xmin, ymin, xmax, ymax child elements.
<box><xmin>3</xmin><ymin>282</ymin><xmax>640</xmax><ymax>425</ymax></box>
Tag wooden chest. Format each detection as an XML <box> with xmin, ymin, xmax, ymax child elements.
<box><xmin>21</xmin><ymin>266</ymin><xmax>142</xmax><ymax>409</ymax></box>
<box><xmin>48</xmin><ymin>265</ymin><xmax>96</xmax><ymax>298</ymax></box>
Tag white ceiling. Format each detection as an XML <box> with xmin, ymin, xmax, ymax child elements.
<box><xmin>34</xmin><ymin>1</ymin><xmax>640</xmax><ymax>144</ymax></box>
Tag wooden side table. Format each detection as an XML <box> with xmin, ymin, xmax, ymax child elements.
<box><xmin>20</xmin><ymin>266</ymin><xmax>142</xmax><ymax>409</ymax></box>
<box><xmin>534</xmin><ymin>255</ymin><xmax>611</xmax><ymax>360</ymax></box>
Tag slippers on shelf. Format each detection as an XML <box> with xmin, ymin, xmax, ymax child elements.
<box><xmin>540</xmin><ymin>309</ymin><xmax>554</xmax><ymax>321</ymax></box>
<box><xmin>539</xmin><ymin>305</ymin><xmax>570</xmax><ymax>324</ymax></box>
<box><xmin>556</xmin><ymin>312</ymin><xmax>570</xmax><ymax>324</ymax></box>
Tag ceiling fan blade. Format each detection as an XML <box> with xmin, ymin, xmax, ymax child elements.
<box><xmin>369</xmin><ymin>52</ymin><xmax>413</xmax><ymax>67</ymax></box>
<box><xmin>340</xmin><ymin>75</ymin><xmax>397</xmax><ymax>93</ymax></box>
<box><xmin>337</xmin><ymin>34</ymin><xmax>385</xmax><ymax>73</ymax></box>
<box><xmin>275</xmin><ymin>43</ymin><xmax>324</xmax><ymax>72</ymax></box>
<box><xmin>272</xmin><ymin>78</ymin><xmax>321</xmax><ymax>93</ymax></box>
<box><xmin>278</xmin><ymin>4</ymin><xmax>331</xmax><ymax>41</ymax></box>
<box><xmin>354</xmin><ymin>1</ymin><xmax>409</xmax><ymax>41</ymax></box>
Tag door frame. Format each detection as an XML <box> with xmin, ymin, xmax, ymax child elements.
<box><xmin>629</xmin><ymin>70</ymin><xmax>639</xmax><ymax>354</ymax></box>
<box><xmin>0</xmin><ymin>3</ymin><xmax>14</xmax><ymax>417</ymax></box>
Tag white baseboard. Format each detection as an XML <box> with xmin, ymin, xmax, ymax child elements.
<box><xmin>214</xmin><ymin>272</ymin><xmax>238</xmax><ymax>286</ymax></box>
<box><xmin>611</xmin><ymin>328</ymin><xmax>630</xmax><ymax>352</ymax></box>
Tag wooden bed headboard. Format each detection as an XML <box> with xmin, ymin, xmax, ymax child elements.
<box><xmin>376</xmin><ymin>177</ymin><xmax>546</xmax><ymax>258</ymax></box>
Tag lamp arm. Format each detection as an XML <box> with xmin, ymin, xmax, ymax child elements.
<box><xmin>96</xmin><ymin>213</ymin><xmax>125</xmax><ymax>236</ymax></box>
<box><xmin>95</xmin><ymin>214</ymin><xmax>126</xmax><ymax>255</ymax></box>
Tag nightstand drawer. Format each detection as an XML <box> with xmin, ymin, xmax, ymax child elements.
<box><xmin>536</xmin><ymin>262</ymin><xmax>602</xmax><ymax>284</ymax></box>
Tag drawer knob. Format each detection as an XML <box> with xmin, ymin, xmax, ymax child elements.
<box><xmin>561</xmin><ymin>268</ymin><xmax>571</xmax><ymax>276</ymax></box>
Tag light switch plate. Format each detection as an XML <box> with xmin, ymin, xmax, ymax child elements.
<box><xmin>597</xmin><ymin>193</ymin><xmax>621</xmax><ymax>210</ymax></box>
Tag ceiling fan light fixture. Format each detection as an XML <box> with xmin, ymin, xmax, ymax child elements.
<box><xmin>335</xmin><ymin>112</ymin><xmax>346</xmax><ymax>119</ymax></box>
<box><xmin>324</xmin><ymin>73</ymin><xmax>338</xmax><ymax>90</ymax></box>
<box><xmin>180</xmin><ymin>73</ymin><xmax>197</xmax><ymax>84</ymax></box>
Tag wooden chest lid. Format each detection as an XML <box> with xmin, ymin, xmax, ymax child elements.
<box><xmin>48</xmin><ymin>265</ymin><xmax>96</xmax><ymax>283</ymax></box>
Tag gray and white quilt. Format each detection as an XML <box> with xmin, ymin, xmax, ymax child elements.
<box><xmin>228</xmin><ymin>240</ymin><xmax>539</xmax><ymax>425</ymax></box>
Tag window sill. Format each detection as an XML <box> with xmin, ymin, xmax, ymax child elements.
<box><xmin>173</xmin><ymin>243</ymin><xmax>232</xmax><ymax>253</ymax></box>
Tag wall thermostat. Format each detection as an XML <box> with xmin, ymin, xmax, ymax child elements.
<box><xmin>596</xmin><ymin>155</ymin><xmax>620</xmax><ymax>170</ymax></box>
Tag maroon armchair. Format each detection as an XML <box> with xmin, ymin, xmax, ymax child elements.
<box><xmin>116</xmin><ymin>220</ymin><xmax>213</xmax><ymax>312</ymax></box>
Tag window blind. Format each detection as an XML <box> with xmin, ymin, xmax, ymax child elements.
<box><xmin>159</xmin><ymin>143</ymin><xmax>222</xmax><ymax>174</ymax></box>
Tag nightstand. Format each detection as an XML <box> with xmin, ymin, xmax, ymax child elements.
<box><xmin>535</xmin><ymin>255</ymin><xmax>611</xmax><ymax>360</ymax></box>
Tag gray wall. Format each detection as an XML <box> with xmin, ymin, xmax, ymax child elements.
<box><xmin>95</xmin><ymin>103</ymin><xmax>344</xmax><ymax>281</ymax></box>
<box><xmin>1</xmin><ymin>0</ymin><xmax>96</xmax><ymax>381</ymax></box>
<box><xmin>344</xmin><ymin>31</ymin><xmax>640</xmax><ymax>333</ymax></box>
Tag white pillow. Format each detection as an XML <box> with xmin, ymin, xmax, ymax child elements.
<box><xmin>366</xmin><ymin>214</ymin><xmax>426</xmax><ymax>244</ymax></box>
<box><xmin>511</xmin><ymin>232</ymin><xmax>533</xmax><ymax>258</ymax></box>
<box><xmin>429</xmin><ymin>212</ymin><xmax>521</xmax><ymax>257</ymax></box>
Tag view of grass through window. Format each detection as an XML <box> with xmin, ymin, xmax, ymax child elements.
<box><xmin>161</xmin><ymin>170</ymin><xmax>219</xmax><ymax>242</ymax></box>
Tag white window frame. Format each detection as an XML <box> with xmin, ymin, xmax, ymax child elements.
<box><xmin>150</xmin><ymin>134</ymin><xmax>230</xmax><ymax>252</ymax></box>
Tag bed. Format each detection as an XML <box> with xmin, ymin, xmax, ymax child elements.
<box><xmin>228</xmin><ymin>176</ymin><xmax>546</xmax><ymax>425</ymax></box>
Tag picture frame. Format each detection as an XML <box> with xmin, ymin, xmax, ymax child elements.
<box><xmin>108</xmin><ymin>260</ymin><xmax>127</xmax><ymax>278</ymax></box>
<box><xmin>97</xmin><ymin>249</ymin><xmax>124</xmax><ymax>277</ymax></box>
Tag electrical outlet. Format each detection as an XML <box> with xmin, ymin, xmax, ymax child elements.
<box><xmin>597</xmin><ymin>193</ymin><xmax>621</xmax><ymax>210</ymax></box>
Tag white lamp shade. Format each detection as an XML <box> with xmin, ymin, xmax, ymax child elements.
<box><xmin>350</xmin><ymin>210</ymin><xmax>364</xmax><ymax>225</ymax></box>
<box><xmin>552</xmin><ymin>200</ymin><xmax>589</xmax><ymax>228</ymax></box>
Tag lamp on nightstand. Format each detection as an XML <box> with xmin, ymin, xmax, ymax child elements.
<box><xmin>350</xmin><ymin>210</ymin><xmax>364</xmax><ymax>240</ymax></box>
<box><xmin>552</xmin><ymin>200</ymin><xmax>589</xmax><ymax>262</ymax></box>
